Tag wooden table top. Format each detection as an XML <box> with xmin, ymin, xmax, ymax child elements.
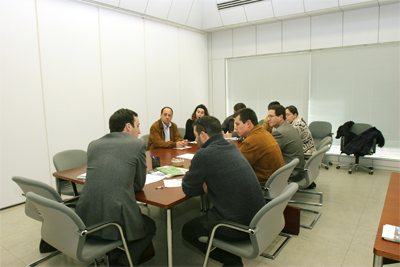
<box><xmin>53</xmin><ymin>144</ymin><xmax>199</xmax><ymax>209</ymax></box>
<box><xmin>373</xmin><ymin>172</ymin><xmax>400</xmax><ymax>261</ymax></box>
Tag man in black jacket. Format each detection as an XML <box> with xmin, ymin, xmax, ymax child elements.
<box><xmin>182</xmin><ymin>116</ymin><xmax>265</xmax><ymax>267</ymax></box>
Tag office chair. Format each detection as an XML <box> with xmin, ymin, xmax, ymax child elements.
<box><xmin>199</xmin><ymin>183</ymin><xmax>298</xmax><ymax>267</ymax></box>
<box><xmin>336</xmin><ymin>123</ymin><xmax>375</xmax><ymax>175</ymax></box>
<box><xmin>308</xmin><ymin>121</ymin><xmax>333</xmax><ymax>169</ymax></box>
<box><xmin>263</xmin><ymin>158</ymin><xmax>299</xmax><ymax>200</ymax></box>
<box><xmin>12</xmin><ymin>176</ymin><xmax>78</xmax><ymax>266</ymax></box>
<box><xmin>53</xmin><ymin>149</ymin><xmax>86</xmax><ymax>196</ymax></box>
<box><xmin>178</xmin><ymin>127</ymin><xmax>186</xmax><ymax>138</ymax></box>
<box><xmin>258</xmin><ymin>119</ymin><xmax>264</xmax><ymax>126</ymax></box>
<box><xmin>289</xmin><ymin>146</ymin><xmax>329</xmax><ymax>229</ymax></box>
<box><xmin>26</xmin><ymin>191</ymin><xmax>133</xmax><ymax>267</ymax></box>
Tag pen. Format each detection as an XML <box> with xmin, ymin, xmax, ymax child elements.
<box><xmin>151</xmin><ymin>154</ymin><xmax>154</xmax><ymax>159</ymax></box>
<box><xmin>156</xmin><ymin>186</ymin><xmax>164</xmax><ymax>189</ymax></box>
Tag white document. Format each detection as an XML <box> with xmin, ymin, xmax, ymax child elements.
<box><xmin>77</xmin><ymin>173</ymin><xmax>86</xmax><ymax>180</ymax></box>
<box><xmin>163</xmin><ymin>178</ymin><xmax>182</xmax><ymax>187</ymax></box>
<box><xmin>224</xmin><ymin>137</ymin><xmax>238</xmax><ymax>140</ymax></box>
<box><xmin>145</xmin><ymin>173</ymin><xmax>166</xmax><ymax>185</ymax></box>
<box><xmin>173</xmin><ymin>146</ymin><xmax>192</xmax><ymax>150</ymax></box>
<box><xmin>176</xmin><ymin>153</ymin><xmax>195</xmax><ymax>160</ymax></box>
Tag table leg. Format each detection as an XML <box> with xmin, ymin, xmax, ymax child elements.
<box><xmin>373</xmin><ymin>254</ymin><xmax>383</xmax><ymax>267</ymax></box>
<box><xmin>167</xmin><ymin>209</ymin><xmax>173</xmax><ymax>267</ymax></box>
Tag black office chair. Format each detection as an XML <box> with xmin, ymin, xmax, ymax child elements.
<box><xmin>336</xmin><ymin>123</ymin><xmax>381</xmax><ymax>175</ymax></box>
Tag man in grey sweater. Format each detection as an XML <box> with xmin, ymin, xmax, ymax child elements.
<box><xmin>182</xmin><ymin>116</ymin><xmax>265</xmax><ymax>267</ymax></box>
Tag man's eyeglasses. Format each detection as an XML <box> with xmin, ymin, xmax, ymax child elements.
<box><xmin>267</xmin><ymin>115</ymin><xmax>277</xmax><ymax>119</ymax></box>
<box><xmin>196</xmin><ymin>118</ymin><xmax>207</xmax><ymax>133</ymax></box>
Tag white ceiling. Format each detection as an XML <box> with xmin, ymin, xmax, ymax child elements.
<box><xmin>73</xmin><ymin>0</ymin><xmax>399</xmax><ymax>32</ymax></box>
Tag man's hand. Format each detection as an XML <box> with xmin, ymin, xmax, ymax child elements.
<box><xmin>202</xmin><ymin>182</ymin><xmax>208</xmax><ymax>193</ymax></box>
<box><xmin>223</xmin><ymin>133</ymin><xmax>233</xmax><ymax>138</ymax></box>
<box><xmin>176</xmin><ymin>140</ymin><xmax>188</xmax><ymax>148</ymax></box>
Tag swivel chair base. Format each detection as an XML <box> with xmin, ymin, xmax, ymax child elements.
<box><xmin>336</xmin><ymin>155</ymin><xmax>373</xmax><ymax>175</ymax></box>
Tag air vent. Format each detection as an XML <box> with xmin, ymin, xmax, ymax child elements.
<box><xmin>217</xmin><ymin>0</ymin><xmax>265</xmax><ymax>10</ymax></box>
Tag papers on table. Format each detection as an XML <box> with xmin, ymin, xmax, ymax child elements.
<box><xmin>163</xmin><ymin>178</ymin><xmax>182</xmax><ymax>188</ymax></box>
<box><xmin>382</xmin><ymin>224</ymin><xmax>400</xmax><ymax>243</ymax></box>
<box><xmin>173</xmin><ymin>146</ymin><xmax>192</xmax><ymax>150</ymax></box>
<box><xmin>224</xmin><ymin>137</ymin><xmax>238</xmax><ymax>140</ymax></box>
<box><xmin>77</xmin><ymin>173</ymin><xmax>86</xmax><ymax>180</ymax></box>
<box><xmin>145</xmin><ymin>172</ymin><xmax>166</xmax><ymax>185</ymax></box>
<box><xmin>176</xmin><ymin>153</ymin><xmax>195</xmax><ymax>160</ymax></box>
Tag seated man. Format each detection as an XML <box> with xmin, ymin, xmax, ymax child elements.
<box><xmin>75</xmin><ymin>108</ymin><xmax>156</xmax><ymax>266</ymax></box>
<box><xmin>262</xmin><ymin>101</ymin><xmax>280</xmax><ymax>133</ymax></box>
<box><xmin>222</xmin><ymin>102</ymin><xmax>246</xmax><ymax>138</ymax></box>
<box><xmin>233</xmin><ymin>108</ymin><xmax>284</xmax><ymax>185</ymax></box>
<box><xmin>147</xmin><ymin>106</ymin><xmax>187</xmax><ymax>150</ymax></box>
<box><xmin>182</xmin><ymin>116</ymin><xmax>265</xmax><ymax>267</ymax></box>
<box><xmin>268</xmin><ymin>104</ymin><xmax>305</xmax><ymax>169</ymax></box>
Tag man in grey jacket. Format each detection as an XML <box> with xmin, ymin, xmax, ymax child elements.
<box><xmin>75</xmin><ymin>108</ymin><xmax>156</xmax><ymax>266</ymax></box>
<box><xmin>268</xmin><ymin>104</ymin><xmax>305</xmax><ymax>168</ymax></box>
<box><xmin>182</xmin><ymin>116</ymin><xmax>265</xmax><ymax>267</ymax></box>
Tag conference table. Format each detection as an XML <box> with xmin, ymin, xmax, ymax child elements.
<box><xmin>373</xmin><ymin>172</ymin><xmax>400</xmax><ymax>266</ymax></box>
<box><xmin>53</xmin><ymin>140</ymin><xmax>239</xmax><ymax>267</ymax></box>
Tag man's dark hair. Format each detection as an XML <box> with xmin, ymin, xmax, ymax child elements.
<box><xmin>161</xmin><ymin>107</ymin><xmax>173</xmax><ymax>114</ymax></box>
<box><xmin>233</xmin><ymin>103</ymin><xmax>246</xmax><ymax>112</ymax></box>
<box><xmin>193</xmin><ymin>116</ymin><xmax>222</xmax><ymax>137</ymax></box>
<box><xmin>268</xmin><ymin>101</ymin><xmax>280</xmax><ymax>109</ymax></box>
<box><xmin>109</xmin><ymin>108</ymin><xmax>138</xmax><ymax>133</ymax></box>
<box><xmin>233</xmin><ymin>108</ymin><xmax>259</xmax><ymax>126</ymax></box>
<box><xmin>269</xmin><ymin>104</ymin><xmax>286</xmax><ymax>120</ymax></box>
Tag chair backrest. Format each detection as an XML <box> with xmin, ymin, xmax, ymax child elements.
<box><xmin>53</xmin><ymin>149</ymin><xmax>87</xmax><ymax>172</ymax></box>
<box><xmin>249</xmin><ymin>183</ymin><xmax>299</xmax><ymax>258</ymax></box>
<box><xmin>309</xmin><ymin>121</ymin><xmax>332</xmax><ymax>146</ymax></box>
<box><xmin>303</xmin><ymin>146</ymin><xmax>330</xmax><ymax>186</ymax></box>
<box><xmin>316</xmin><ymin>136</ymin><xmax>332</xmax><ymax>151</ymax></box>
<box><xmin>263</xmin><ymin>158</ymin><xmax>299</xmax><ymax>199</ymax></box>
<box><xmin>26</xmin><ymin>192</ymin><xmax>87</xmax><ymax>262</ymax></box>
<box><xmin>178</xmin><ymin>127</ymin><xmax>185</xmax><ymax>138</ymax></box>
<box><xmin>350</xmin><ymin>123</ymin><xmax>372</xmax><ymax>135</ymax></box>
<box><xmin>258</xmin><ymin>119</ymin><xmax>264</xmax><ymax>126</ymax></box>
<box><xmin>12</xmin><ymin>176</ymin><xmax>63</xmax><ymax>221</ymax></box>
<box><xmin>141</xmin><ymin>134</ymin><xmax>150</xmax><ymax>146</ymax></box>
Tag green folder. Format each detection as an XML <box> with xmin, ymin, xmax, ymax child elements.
<box><xmin>157</xmin><ymin>166</ymin><xmax>184</xmax><ymax>177</ymax></box>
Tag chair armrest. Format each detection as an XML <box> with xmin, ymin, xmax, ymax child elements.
<box><xmin>63</xmin><ymin>196</ymin><xmax>80</xmax><ymax>204</ymax></box>
<box><xmin>212</xmin><ymin>220</ymin><xmax>256</xmax><ymax>235</ymax></box>
<box><xmin>64</xmin><ymin>203</ymin><xmax>76</xmax><ymax>208</ymax></box>
<box><xmin>77</xmin><ymin>221</ymin><xmax>122</xmax><ymax>236</ymax></box>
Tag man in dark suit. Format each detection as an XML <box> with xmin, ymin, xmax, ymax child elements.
<box><xmin>75</xmin><ymin>108</ymin><xmax>156</xmax><ymax>266</ymax></box>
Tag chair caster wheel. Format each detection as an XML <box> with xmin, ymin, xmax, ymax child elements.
<box><xmin>336</xmin><ymin>166</ymin><xmax>340</xmax><ymax>169</ymax></box>
<box><xmin>369</xmin><ymin>171</ymin><xmax>374</xmax><ymax>175</ymax></box>
<box><xmin>348</xmin><ymin>171</ymin><xmax>352</xmax><ymax>174</ymax></box>
<box><xmin>329</xmin><ymin>162</ymin><xmax>333</xmax><ymax>166</ymax></box>
<box><xmin>325</xmin><ymin>166</ymin><xmax>329</xmax><ymax>170</ymax></box>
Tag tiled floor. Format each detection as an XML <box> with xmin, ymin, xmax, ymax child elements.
<box><xmin>1</xmin><ymin>166</ymin><xmax>399</xmax><ymax>267</ymax></box>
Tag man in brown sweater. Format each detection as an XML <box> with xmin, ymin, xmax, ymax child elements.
<box><xmin>147</xmin><ymin>107</ymin><xmax>187</xmax><ymax>150</ymax></box>
<box><xmin>234</xmin><ymin>108</ymin><xmax>284</xmax><ymax>185</ymax></box>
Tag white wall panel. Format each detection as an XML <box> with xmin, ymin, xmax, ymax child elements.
<box><xmin>219</xmin><ymin>6</ymin><xmax>247</xmax><ymax>26</ymax></box>
<box><xmin>119</xmin><ymin>0</ymin><xmax>149</xmax><ymax>14</ymax></box>
<box><xmin>311</xmin><ymin>12</ymin><xmax>343</xmax><ymax>49</ymax></box>
<box><xmin>98</xmin><ymin>9</ymin><xmax>149</xmax><ymax>135</ymax></box>
<box><xmin>343</xmin><ymin>7</ymin><xmax>379</xmax><ymax>46</ymax></box>
<box><xmin>244</xmin><ymin>1</ymin><xmax>275</xmax><ymax>22</ymax></box>
<box><xmin>283</xmin><ymin>17</ymin><xmax>311</xmax><ymax>52</ymax></box>
<box><xmin>211</xmin><ymin>29</ymin><xmax>233</xmax><ymax>59</ymax></box>
<box><xmin>304</xmin><ymin>0</ymin><xmax>339</xmax><ymax>12</ymax></box>
<box><xmin>145</xmin><ymin>0</ymin><xmax>172</xmax><ymax>20</ymax></box>
<box><xmin>256</xmin><ymin>22</ymin><xmax>282</xmax><ymax>55</ymax></box>
<box><xmin>93</xmin><ymin>0</ymin><xmax>119</xmax><ymax>6</ymax></box>
<box><xmin>0</xmin><ymin>0</ymin><xmax>50</xmax><ymax>208</ymax></box>
<box><xmin>272</xmin><ymin>0</ymin><xmax>305</xmax><ymax>17</ymax></box>
<box><xmin>37</xmin><ymin>0</ymin><xmax>104</xmax><ymax>173</ymax></box>
<box><xmin>211</xmin><ymin>59</ymin><xmax>226</xmax><ymax>121</ymax></box>
<box><xmin>233</xmin><ymin>26</ymin><xmax>256</xmax><ymax>57</ymax></box>
<box><xmin>186</xmin><ymin>0</ymin><xmax>202</xmax><ymax>29</ymax></box>
<box><xmin>379</xmin><ymin>3</ymin><xmax>400</xmax><ymax>42</ymax></box>
<box><xmin>167</xmin><ymin>0</ymin><xmax>193</xmax><ymax>25</ymax></box>
<box><xmin>144</xmin><ymin>20</ymin><xmax>181</xmax><ymax>126</ymax></box>
<box><xmin>179</xmin><ymin>29</ymin><xmax>208</xmax><ymax>126</ymax></box>
<box><xmin>202</xmin><ymin>0</ymin><xmax>223</xmax><ymax>30</ymax></box>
